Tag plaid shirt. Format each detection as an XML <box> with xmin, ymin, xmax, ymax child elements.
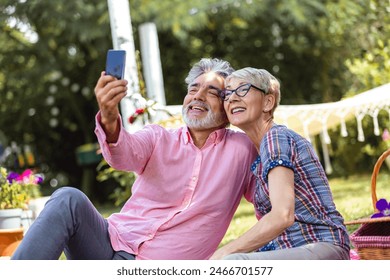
<box><xmin>251</xmin><ymin>124</ymin><xmax>350</xmax><ymax>252</ymax></box>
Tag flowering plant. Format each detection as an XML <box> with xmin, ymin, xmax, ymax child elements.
<box><xmin>382</xmin><ymin>128</ymin><xmax>390</xmax><ymax>149</ymax></box>
<box><xmin>127</xmin><ymin>100</ymin><xmax>173</xmax><ymax>125</ymax></box>
<box><xmin>0</xmin><ymin>167</ymin><xmax>42</xmax><ymax>210</ymax></box>
<box><xmin>128</xmin><ymin>108</ymin><xmax>146</xmax><ymax>124</ymax></box>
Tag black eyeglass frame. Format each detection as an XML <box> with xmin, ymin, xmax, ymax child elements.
<box><xmin>220</xmin><ymin>83</ymin><xmax>267</xmax><ymax>101</ymax></box>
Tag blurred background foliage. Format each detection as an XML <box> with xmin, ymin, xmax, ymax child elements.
<box><xmin>0</xmin><ymin>0</ymin><xmax>389</xmax><ymax>204</ymax></box>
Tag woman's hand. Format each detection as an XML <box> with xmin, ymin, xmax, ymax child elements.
<box><xmin>209</xmin><ymin>246</ymin><xmax>234</xmax><ymax>260</ymax></box>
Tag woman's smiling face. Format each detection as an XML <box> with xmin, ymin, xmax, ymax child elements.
<box><xmin>223</xmin><ymin>78</ymin><xmax>266</xmax><ymax>129</ymax></box>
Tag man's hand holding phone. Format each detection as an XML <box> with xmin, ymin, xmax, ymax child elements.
<box><xmin>94</xmin><ymin>50</ymin><xmax>127</xmax><ymax>142</ymax></box>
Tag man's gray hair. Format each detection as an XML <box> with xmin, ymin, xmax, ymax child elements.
<box><xmin>185</xmin><ymin>58</ymin><xmax>234</xmax><ymax>86</ymax></box>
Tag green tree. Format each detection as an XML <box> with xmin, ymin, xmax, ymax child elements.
<box><xmin>343</xmin><ymin>0</ymin><xmax>390</xmax><ymax>94</ymax></box>
<box><xmin>336</xmin><ymin>0</ymin><xmax>390</xmax><ymax>170</ymax></box>
<box><xmin>0</xmin><ymin>0</ymin><xmax>112</xmax><ymax>198</ymax></box>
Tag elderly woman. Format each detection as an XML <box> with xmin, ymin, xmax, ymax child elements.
<box><xmin>211</xmin><ymin>67</ymin><xmax>350</xmax><ymax>260</ymax></box>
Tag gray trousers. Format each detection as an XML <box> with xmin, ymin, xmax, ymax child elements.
<box><xmin>223</xmin><ymin>242</ymin><xmax>350</xmax><ymax>260</ymax></box>
<box><xmin>11</xmin><ymin>187</ymin><xmax>135</xmax><ymax>260</ymax></box>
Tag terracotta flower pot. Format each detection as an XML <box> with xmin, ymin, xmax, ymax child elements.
<box><xmin>0</xmin><ymin>228</ymin><xmax>23</xmax><ymax>257</ymax></box>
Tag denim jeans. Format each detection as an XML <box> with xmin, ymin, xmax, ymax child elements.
<box><xmin>11</xmin><ymin>187</ymin><xmax>135</xmax><ymax>260</ymax></box>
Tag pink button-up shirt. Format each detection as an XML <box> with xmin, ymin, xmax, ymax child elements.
<box><xmin>95</xmin><ymin>114</ymin><xmax>257</xmax><ymax>260</ymax></box>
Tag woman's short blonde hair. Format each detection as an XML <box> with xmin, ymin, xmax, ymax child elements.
<box><xmin>226</xmin><ymin>67</ymin><xmax>281</xmax><ymax>115</ymax></box>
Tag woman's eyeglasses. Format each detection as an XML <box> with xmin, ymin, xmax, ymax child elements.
<box><xmin>220</xmin><ymin>83</ymin><xmax>267</xmax><ymax>101</ymax></box>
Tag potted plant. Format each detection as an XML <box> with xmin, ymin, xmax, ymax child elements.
<box><xmin>0</xmin><ymin>167</ymin><xmax>43</xmax><ymax>257</ymax></box>
<box><xmin>0</xmin><ymin>167</ymin><xmax>42</xmax><ymax>229</ymax></box>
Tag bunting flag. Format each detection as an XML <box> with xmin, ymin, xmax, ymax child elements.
<box><xmin>274</xmin><ymin>83</ymin><xmax>390</xmax><ymax>142</ymax></box>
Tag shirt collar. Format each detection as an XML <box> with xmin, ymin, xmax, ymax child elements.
<box><xmin>181</xmin><ymin>126</ymin><xmax>227</xmax><ymax>145</ymax></box>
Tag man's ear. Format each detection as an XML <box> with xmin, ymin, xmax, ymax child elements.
<box><xmin>263</xmin><ymin>94</ymin><xmax>275</xmax><ymax>113</ymax></box>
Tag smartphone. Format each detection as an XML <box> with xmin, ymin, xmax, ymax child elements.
<box><xmin>105</xmin><ymin>49</ymin><xmax>126</xmax><ymax>79</ymax></box>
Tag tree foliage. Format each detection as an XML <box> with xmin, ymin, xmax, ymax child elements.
<box><xmin>0</xmin><ymin>0</ymin><xmax>112</xmax><ymax>197</ymax></box>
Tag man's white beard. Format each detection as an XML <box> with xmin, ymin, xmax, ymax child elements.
<box><xmin>182</xmin><ymin>102</ymin><xmax>228</xmax><ymax>130</ymax></box>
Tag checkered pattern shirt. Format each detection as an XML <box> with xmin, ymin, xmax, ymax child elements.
<box><xmin>251</xmin><ymin>124</ymin><xmax>350</xmax><ymax>252</ymax></box>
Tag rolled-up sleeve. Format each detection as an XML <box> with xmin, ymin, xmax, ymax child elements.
<box><xmin>94</xmin><ymin>111</ymin><xmax>156</xmax><ymax>174</ymax></box>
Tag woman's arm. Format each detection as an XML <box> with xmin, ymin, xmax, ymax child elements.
<box><xmin>210</xmin><ymin>166</ymin><xmax>295</xmax><ymax>259</ymax></box>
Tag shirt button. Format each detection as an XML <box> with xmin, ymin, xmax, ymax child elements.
<box><xmin>192</xmin><ymin>176</ymin><xmax>197</xmax><ymax>182</ymax></box>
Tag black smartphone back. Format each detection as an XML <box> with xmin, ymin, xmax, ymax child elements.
<box><xmin>105</xmin><ymin>50</ymin><xmax>126</xmax><ymax>79</ymax></box>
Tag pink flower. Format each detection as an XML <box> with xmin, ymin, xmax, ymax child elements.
<box><xmin>382</xmin><ymin>128</ymin><xmax>390</xmax><ymax>142</ymax></box>
<box><xmin>19</xmin><ymin>169</ymin><xmax>33</xmax><ymax>183</ymax></box>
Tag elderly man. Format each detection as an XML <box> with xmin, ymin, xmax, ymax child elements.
<box><xmin>12</xmin><ymin>58</ymin><xmax>257</xmax><ymax>260</ymax></box>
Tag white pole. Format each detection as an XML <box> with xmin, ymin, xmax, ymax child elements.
<box><xmin>139</xmin><ymin>22</ymin><xmax>166</xmax><ymax>106</ymax></box>
<box><xmin>320</xmin><ymin>132</ymin><xmax>333</xmax><ymax>175</ymax></box>
<box><xmin>107</xmin><ymin>0</ymin><xmax>144</xmax><ymax>132</ymax></box>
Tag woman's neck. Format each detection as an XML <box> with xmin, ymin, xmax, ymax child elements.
<box><xmin>241</xmin><ymin>117</ymin><xmax>274</xmax><ymax>153</ymax></box>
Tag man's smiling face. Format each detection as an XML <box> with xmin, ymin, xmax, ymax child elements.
<box><xmin>182</xmin><ymin>72</ymin><xmax>228</xmax><ymax>131</ymax></box>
